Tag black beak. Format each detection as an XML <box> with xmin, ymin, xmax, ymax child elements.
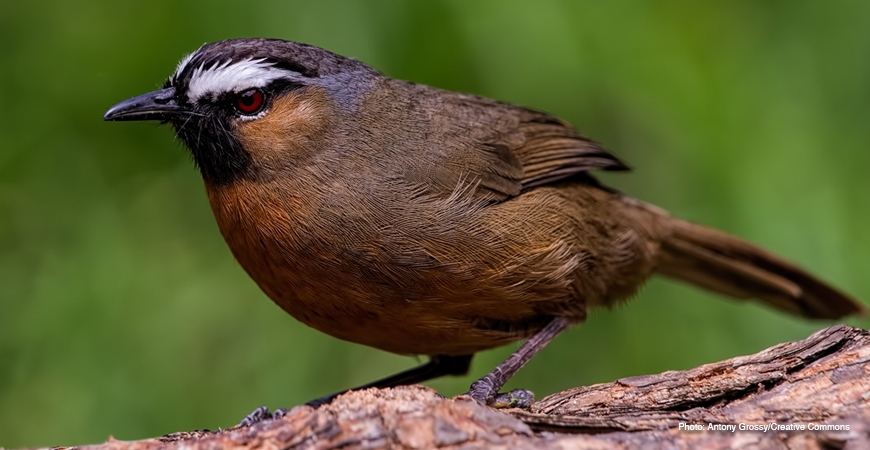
<box><xmin>103</xmin><ymin>87</ymin><xmax>184</xmax><ymax>121</ymax></box>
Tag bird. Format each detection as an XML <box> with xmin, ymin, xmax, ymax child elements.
<box><xmin>104</xmin><ymin>38</ymin><xmax>865</xmax><ymax>423</ymax></box>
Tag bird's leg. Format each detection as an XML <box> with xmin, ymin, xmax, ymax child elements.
<box><xmin>468</xmin><ymin>317</ymin><xmax>570</xmax><ymax>408</ymax></box>
<box><xmin>237</xmin><ymin>354</ymin><xmax>473</xmax><ymax>427</ymax></box>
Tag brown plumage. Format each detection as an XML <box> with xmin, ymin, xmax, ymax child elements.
<box><xmin>104</xmin><ymin>38</ymin><xmax>865</xmax><ymax>417</ymax></box>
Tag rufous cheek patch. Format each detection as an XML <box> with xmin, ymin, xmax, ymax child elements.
<box><xmin>234</xmin><ymin>86</ymin><xmax>334</xmax><ymax>165</ymax></box>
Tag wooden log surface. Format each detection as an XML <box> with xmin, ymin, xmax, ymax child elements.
<box><xmin>57</xmin><ymin>325</ymin><xmax>870</xmax><ymax>450</ymax></box>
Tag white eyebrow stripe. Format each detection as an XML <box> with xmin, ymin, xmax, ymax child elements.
<box><xmin>173</xmin><ymin>52</ymin><xmax>196</xmax><ymax>79</ymax></box>
<box><xmin>186</xmin><ymin>58</ymin><xmax>292</xmax><ymax>102</ymax></box>
<box><xmin>171</xmin><ymin>42</ymin><xmax>206</xmax><ymax>84</ymax></box>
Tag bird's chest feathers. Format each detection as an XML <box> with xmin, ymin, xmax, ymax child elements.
<box><xmin>204</xmin><ymin>178</ymin><xmax>403</xmax><ymax>333</ymax></box>
<box><xmin>205</xmin><ymin>180</ymin><xmax>331</xmax><ymax>302</ymax></box>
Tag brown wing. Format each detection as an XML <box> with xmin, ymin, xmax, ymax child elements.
<box><xmin>403</xmin><ymin>86</ymin><xmax>628</xmax><ymax>201</ymax></box>
<box><xmin>513</xmin><ymin>110</ymin><xmax>629</xmax><ymax>191</ymax></box>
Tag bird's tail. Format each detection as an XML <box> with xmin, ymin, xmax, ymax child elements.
<box><xmin>624</xmin><ymin>199</ymin><xmax>865</xmax><ymax>319</ymax></box>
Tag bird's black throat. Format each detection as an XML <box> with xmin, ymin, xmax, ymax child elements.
<box><xmin>171</xmin><ymin>116</ymin><xmax>251</xmax><ymax>185</ymax></box>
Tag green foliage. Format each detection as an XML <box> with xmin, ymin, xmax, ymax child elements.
<box><xmin>2</xmin><ymin>0</ymin><xmax>869</xmax><ymax>446</ymax></box>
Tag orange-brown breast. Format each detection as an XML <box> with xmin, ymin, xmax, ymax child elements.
<box><xmin>204</xmin><ymin>177</ymin><xmax>525</xmax><ymax>355</ymax></box>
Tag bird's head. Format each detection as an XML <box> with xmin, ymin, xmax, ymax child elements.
<box><xmin>104</xmin><ymin>38</ymin><xmax>375</xmax><ymax>185</ymax></box>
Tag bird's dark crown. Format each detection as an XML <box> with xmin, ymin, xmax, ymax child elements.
<box><xmin>166</xmin><ymin>38</ymin><xmax>369</xmax><ymax>94</ymax></box>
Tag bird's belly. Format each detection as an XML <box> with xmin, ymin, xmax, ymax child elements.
<box><xmin>231</xmin><ymin>238</ymin><xmax>548</xmax><ymax>356</ymax></box>
<box><xmin>268</xmin><ymin>284</ymin><xmax>528</xmax><ymax>356</ymax></box>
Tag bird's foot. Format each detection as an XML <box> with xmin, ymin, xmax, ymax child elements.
<box><xmin>468</xmin><ymin>376</ymin><xmax>535</xmax><ymax>409</ymax></box>
<box><xmin>491</xmin><ymin>388</ymin><xmax>535</xmax><ymax>409</ymax></box>
<box><xmin>237</xmin><ymin>405</ymin><xmax>288</xmax><ymax>428</ymax></box>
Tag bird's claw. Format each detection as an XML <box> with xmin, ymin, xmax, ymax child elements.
<box><xmin>468</xmin><ymin>376</ymin><xmax>535</xmax><ymax>409</ymax></box>
<box><xmin>237</xmin><ymin>405</ymin><xmax>288</xmax><ymax>428</ymax></box>
<box><xmin>491</xmin><ymin>388</ymin><xmax>535</xmax><ymax>409</ymax></box>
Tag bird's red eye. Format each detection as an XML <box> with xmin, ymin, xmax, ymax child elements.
<box><xmin>235</xmin><ymin>89</ymin><xmax>265</xmax><ymax>115</ymax></box>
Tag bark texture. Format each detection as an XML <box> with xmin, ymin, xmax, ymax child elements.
<box><xmin>58</xmin><ymin>325</ymin><xmax>870</xmax><ymax>450</ymax></box>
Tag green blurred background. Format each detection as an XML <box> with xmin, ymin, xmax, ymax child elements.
<box><xmin>2</xmin><ymin>0</ymin><xmax>870</xmax><ymax>447</ymax></box>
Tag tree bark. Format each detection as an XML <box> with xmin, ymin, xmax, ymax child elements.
<box><xmin>62</xmin><ymin>325</ymin><xmax>870</xmax><ymax>449</ymax></box>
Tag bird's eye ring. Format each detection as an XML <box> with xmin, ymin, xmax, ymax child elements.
<box><xmin>235</xmin><ymin>89</ymin><xmax>265</xmax><ymax>115</ymax></box>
